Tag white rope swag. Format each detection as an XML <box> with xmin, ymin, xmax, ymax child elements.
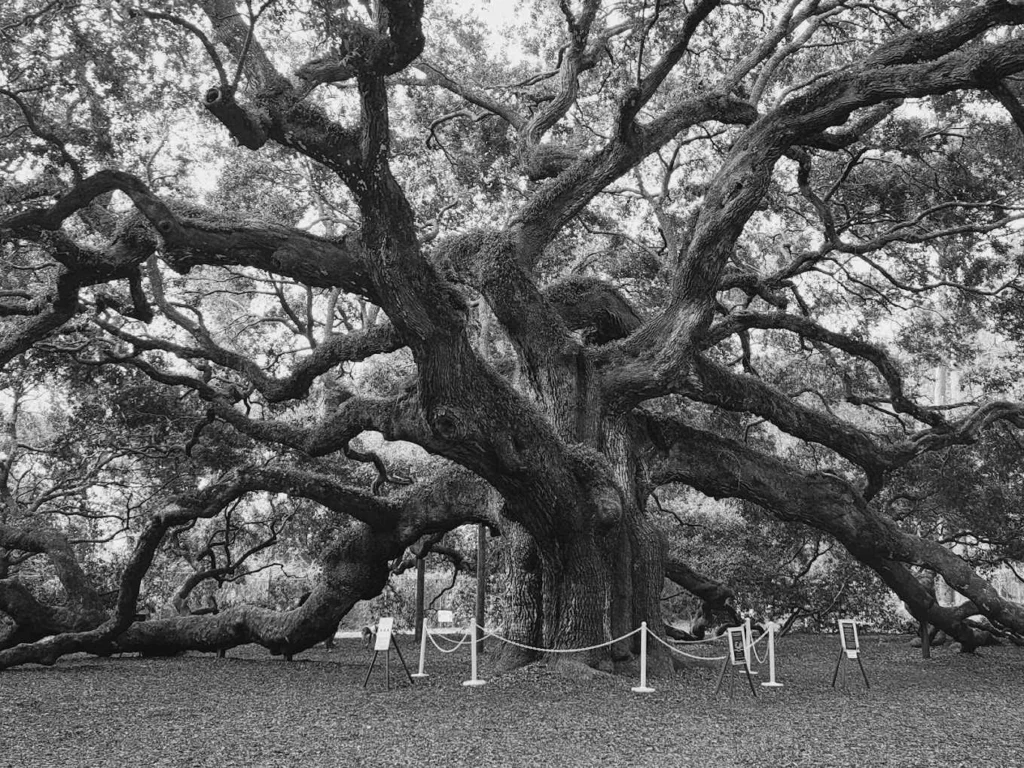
<box><xmin>409</xmin><ymin>617</ymin><xmax>783</xmax><ymax>693</ymax></box>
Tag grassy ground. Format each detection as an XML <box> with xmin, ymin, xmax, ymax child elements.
<box><xmin>1</xmin><ymin>632</ymin><xmax>1022</xmax><ymax>767</ymax></box>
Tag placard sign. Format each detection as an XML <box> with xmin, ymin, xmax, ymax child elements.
<box><xmin>374</xmin><ymin>617</ymin><xmax>394</xmax><ymax>652</ymax></box>
<box><xmin>728</xmin><ymin>627</ymin><xmax>747</xmax><ymax>666</ymax></box>
<box><xmin>363</xmin><ymin>615</ymin><xmax>414</xmax><ymax>689</ymax></box>
<box><xmin>839</xmin><ymin>619</ymin><xmax>859</xmax><ymax>659</ymax></box>
<box><xmin>437</xmin><ymin>610</ymin><xmax>454</xmax><ymax>625</ymax></box>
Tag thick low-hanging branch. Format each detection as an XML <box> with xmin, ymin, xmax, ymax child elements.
<box><xmin>294</xmin><ymin>0</ymin><xmax>425</xmax><ymax>88</ymax></box>
<box><xmin>703</xmin><ymin>311</ymin><xmax>945</xmax><ymax>427</ymax></box>
<box><xmin>0</xmin><ymin>477</ymin><xmax>249</xmax><ymax>668</ymax></box>
<box><xmin>97</xmin><ymin>313</ymin><xmax>403</xmax><ymax>405</ymax></box>
<box><xmin>0</xmin><ymin>461</ymin><xmax>491</xmax><ymax>667</ymax></box>
<box><xmin>641</xmin><ymin>409</ymin><xmax>1024</xmax><ymax>646</ymax></box>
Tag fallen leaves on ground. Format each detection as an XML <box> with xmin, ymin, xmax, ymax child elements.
<box><xmin>1</xmin><ymin>634</ymin><xmax>1022</xmax><ymax>767</ymax></box>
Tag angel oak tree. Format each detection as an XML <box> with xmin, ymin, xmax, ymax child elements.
<box><xmin>3</xmin><ymin>0</ymin><xmax>1024</xmax><ymax>671</ymax></box>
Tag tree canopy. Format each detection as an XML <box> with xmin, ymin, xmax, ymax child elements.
<box><xmin>2</xmin><ymin>0</ymin><xmax>1024</xmax><ymax>672</ymax></box>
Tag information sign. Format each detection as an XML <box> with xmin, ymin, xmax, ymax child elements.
<box><xmin>437</xmin><ymin>610</ymin><xmax>454</xmax><ymax>625</ymax></box>
<box><xmin>831</xmin><ymin>618</ymin><xmax>870</xmax><ymax>690</ymax></box>
<box><xmin>839</xmin><ymin>619</ymin><xmax>859</xmax><ymax>659</ymax></box>
<box><xmin>728</xmin><ymin>627</ymin><xmax>747</xmax><ymax>666</ymax></box>
<box><xmin>715</xmin><ymin>626</ymin><xmax>757</xmax><ymax>697</ymax></box>
<box><xmin>363</xmin><ymin>616</ymin><xmax>414</xmax><ymax>690</ymax></box>
<box><xmin>374</xmin><ymin>617</ymin><xmax>394</xmax><ymax>652</ymax></box>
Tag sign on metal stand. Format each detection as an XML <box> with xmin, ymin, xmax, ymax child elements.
<box><xmin>714</xmin><ymin>626</ymin><xmax>757</xmax><ymax>698</ymax></box>
<box><xmin>363</xmin><ymin>617</ymin><xmax>414</xmax><ymax>690</ymax></box>
<box><xmin>831</xmin><ymin>618</ymin><xmax>870</xmax><ymax>690</ymax></box>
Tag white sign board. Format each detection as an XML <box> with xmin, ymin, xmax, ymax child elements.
<box><xmin>839</xmin><ymin>619</ymin><xmax>859</xmax><ymax>659</ymax></box>
<box><xmin>437</xmin><ymin>610</ymin><xmax>454</xmax><ymax>625</ymax></box>
<box><xmin>727</xmin><ymin>627</ymin><xmax>748</xmax><ymax>666</ymax></box>
<box><xmin>374</xmin><ymin>617</ymin><xmax>394</xmax><ymax>652</ymax></box>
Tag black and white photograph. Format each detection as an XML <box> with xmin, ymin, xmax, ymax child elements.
<box><xmin>2</xmin><ymin>1</ymin><xmax>1023</xmax><ymax>765</ymax></box>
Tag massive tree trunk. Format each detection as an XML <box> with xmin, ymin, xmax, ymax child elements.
<box><xmin>495</xmin><ymin>518</ymin><xmax>543</xmax><ymax>669</ymax></box>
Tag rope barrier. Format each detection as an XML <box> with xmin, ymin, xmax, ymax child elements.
<box><xmin>427</xmin><ymin>631</ymin><xmax>472</xmax><ymax>654</ymax></box>
<box><xmin>477</xmin><ymin>624</ymin><xmax>643</xmax><ymax>654</ymax></box>
<box><xmin>410</xmin><ymin>617</ymin><xmax>782</xmax><ymax>693</ymax></box>
<box><xmin>409</xmin><ymin>618</ymin><xmax>782</xmax><ymax>696</ymax></box>
<box><xmin>749</xmin><ymin>629</ymin><xmax>770</xmax><ymax>665</ymax></box>
<box><xmin>649</xmin><ymin>630</ymin><xmax>727</xmax><ymax>661</ymax></box>
<box><xmin>428</xmin><ymin>628</ymin><xmax>470</xmax><ymax>645</ymax></box>
<box><xmin>666</xmin><ymin>632</ymin><xmax>728</xmax><ymax>645</ymax></box>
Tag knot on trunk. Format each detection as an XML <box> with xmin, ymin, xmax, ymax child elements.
<box><xmin>429</xmin><ymin>406</ymin><xmax>467</xmax><ymax>441</ymax></box>
<box><xmin>202</xmin><ymin>85</ymin><xmax>269</xmax><ymax>150</ymax></box>
<box><xmin>521</xmin><ymin>144</ymin><xmax>580</xmax><ymax>181</ymax></box>
<box><xmin>566</xmin><ymin>445</ymin><xmax>623</xmax><ymax>528</ymax></box>
<box><xmin>544</xmin><ymin>276</ymin><xmax>642</xmax><ymax>344</ymax></box>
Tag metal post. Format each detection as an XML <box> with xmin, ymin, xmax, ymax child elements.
<box><xmin>414</xmin><ymin>557</ymin><xmax>425</xmax><ymax>643</ymax></box>
<box><xmin>631</xmin><ymin>622</ymin><xmax>655</xmax><ymax>693</ymax></box>
<box><xmin>475</xmin><ymin>524</ymin><xmax>486</xmax><ymax>654</ymax></box>
<box><xmin>762</xmin><ymin>621</ymin><xmax>783</xmax><ymax>687</ymax></box>
<box><xmin>412</xmin><ymin>617</ymin><xmax>429</xmax><ymax>678</ymax></box>
<box><xmin>743</xmin><ymin>618</ymin><xmax>752</xmax><ymax>667</ymax></box>
<box><xmin>462</xmin><ymin>622</ymin><xmax>486</xmax><ymax>687</ymax></box>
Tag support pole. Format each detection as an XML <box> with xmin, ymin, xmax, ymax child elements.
<box><xmin>391</xmin><ymin>635</ymin><xmax>415</xmax><ymax>685</ymax></box>
<box><xmin>475</xmin><ymin>524</ymin><xmax>486</xmax><ymax>655</ymax></box>
<box><xmin>921</xmin><ymin>620</ymin><xmax>931</xmax><ymax>659</ymax></box>
<box><xmin>830</xmin><ymin>651</ymin><xmax>844</xmax><ymax>688</ymax></box>
<box><xmin>714</xmin><ymin>657</ymin><xmax>729</xmax><ymax>694</ymax></box>
<box><xmin>462</xmin><ymin>622</ymin><xmax>486</xmax><ymax>687</ymax></box>
<box><xmin>761</xmin><ymin>621</ymin><xmax>783</xmax><ymax>687</ymax></box>
<box><xmin>856</xmin><ymin>655</ymin><xmax>870</xmax><ymax>688</ymax></box>
<box><xmin>363</xmin><ymin>651</ymin><xmax>379</xmax><ymax>688</ymax></box>
<box><xmin>631</xmin><ymin>622</ymin><xmax>655</xmax><ymax>693</ymax></box>
<box><xmin>742</xmin><ymin>658</ymin><xmax>758</xmax><ymax>697</ymax></box>
<box><xmin>412</xmin><ymin>617</ymin><xmax>429</xmax><ymax>678</ymax></box>
<box><xmin>414</xmin><ymin>556</ymin><xmax>425</xmax><ymax>643</ymax></box>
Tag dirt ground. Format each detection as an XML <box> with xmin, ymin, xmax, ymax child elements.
<box><xmin>2</xmin><ymin>633</ymin><xmax>1022</xmax><ymax>767</ymax></box>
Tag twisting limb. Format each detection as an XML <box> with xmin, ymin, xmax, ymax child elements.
<box><xmin>0</xmin><ymin>476</ymin><xmax>249</xmax><ymax>668</ymax></box>
<box><xmin>413</xmin><ymin>61</ymin><xmax>525</xmax><ymax>130</ymax></box>
<box><xmin>169</xmin><ymin>496</ymin><xmax>298</xmax><ymax>614</ymax></box>
<box><xmin>702</xmin><ymin>311</ymin><xmax>946</xmax><ymax>428</ymax></box>
<box><xmin>293</xmin><ymin>0</ymin><xmax>425</xmax><ymax>88</ymax></box>
<box><xmin>641</xmin><ymin>410</ymin><xmax>1024</xmax><ymax>645</ymax></box>
<box><xmin>988</xmin><ymin>79</ymin><xmax>1024</xmax><ymax>137</ymax></box>
<box><xmin>618</xmin><ymin>0</ymin><xmax>722</xmax><ymax>141</ymax></box>
<box><xmin>0</xmin><ymin>524</ymin><xmax>108</xmax><ymax>644</ymax></box>
<box><xmin>133</xmin><ymin>9</ymin><xmax>230</xmax><ymax>92</ymax></box>
<box><xmin>662</xmin><ymin>552</ymin><xmax>737</xmax><ymax>622</ymax></box>
<box><xmin>744</xmin><ymin>1</ymin><xmax>845</xmax><ymax>104</ymax></box>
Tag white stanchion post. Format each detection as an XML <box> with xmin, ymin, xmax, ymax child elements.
<box><xmin>462</xmin><ymin>622</ymin><xmax>486</xmax><ymax>687</ymax></box>
<box><xmin>743</xmin><ymin>617</ymin><xmax>758</xmax><ymax>674</ymax></box>
<box><xmin>761</xmin><ymin>620</ymin><xmax>783</xmax><ymax>688</ymax></box>
<box><xmin>412</xmin><ymin>617</ymin><xmax>429</xmax><ymax>678</ymax></box>
<box><xmin>631</xmin><ymin>622</ymin><xmax>655</xmax><ymax>693</ymax></box>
